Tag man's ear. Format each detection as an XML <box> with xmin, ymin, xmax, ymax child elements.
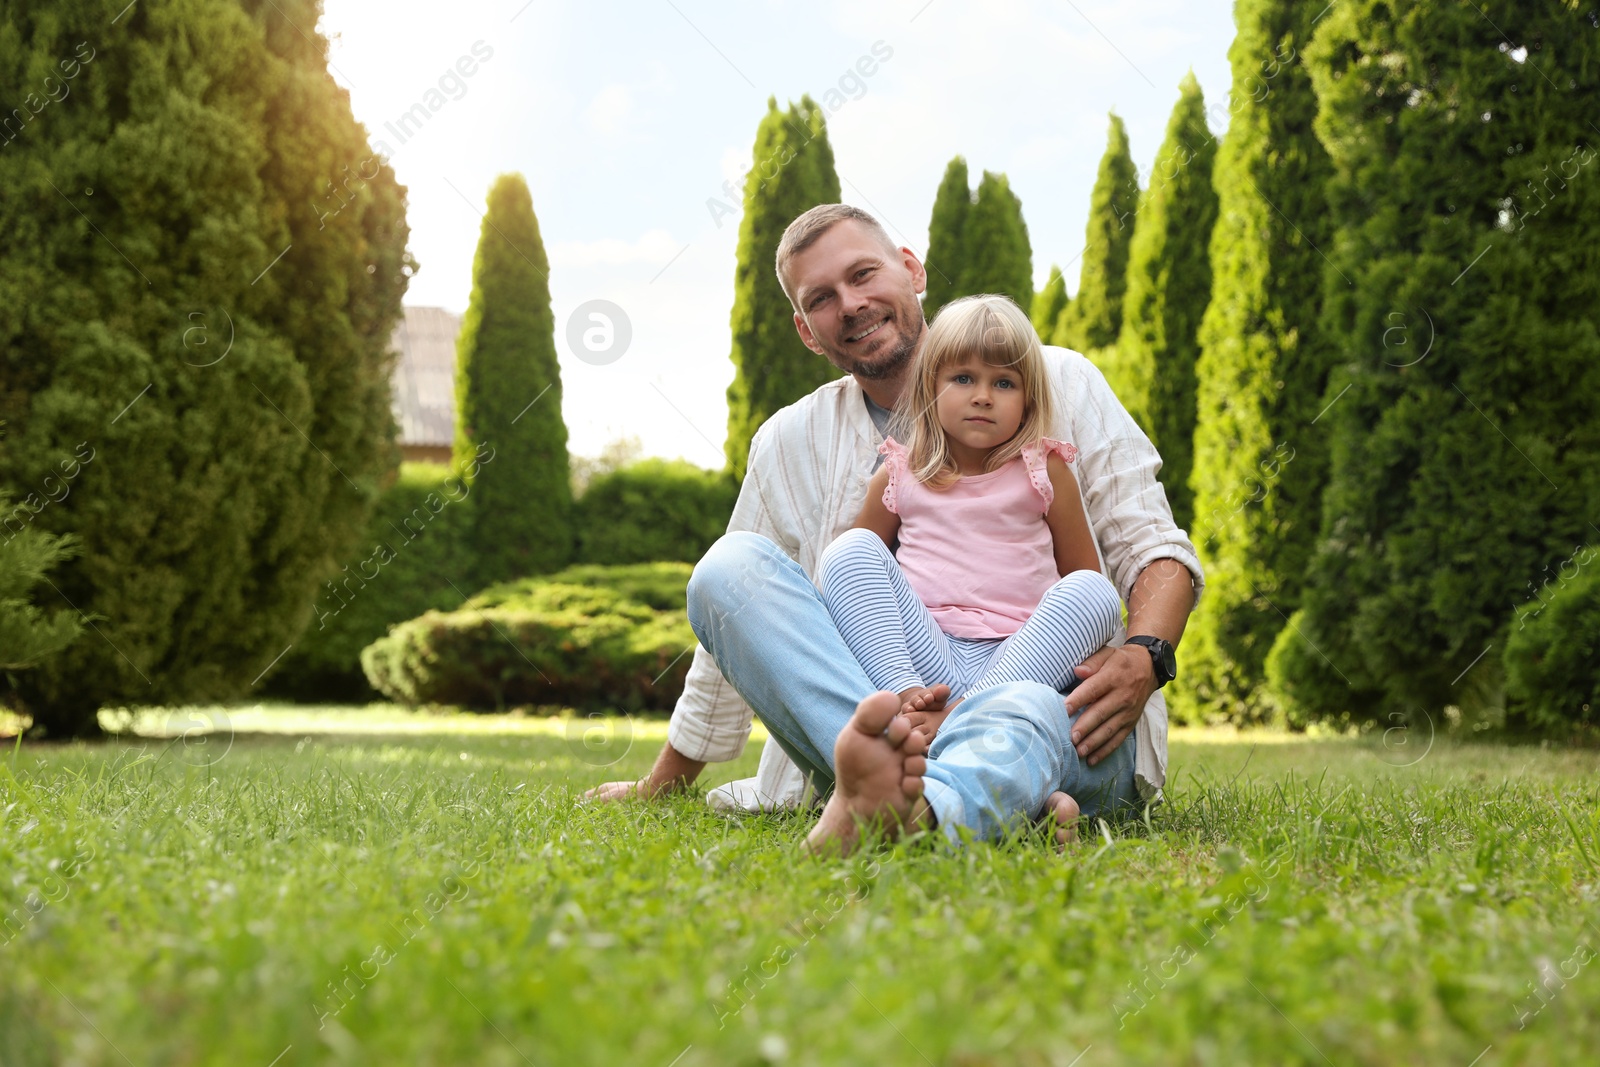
<box><xmin>900</xmin><ymin>246</ymin><xmax>928</xmax><ymax>296</ymax></box>
<box><xmin>793</xmin><ymin>311</ymin><xmax>822</xmax><ymax>353</ymax></box>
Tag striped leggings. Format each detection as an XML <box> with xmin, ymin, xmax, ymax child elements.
<box><xmin>815</xmin><ymin>528</ymin><xmax>1122</xmax><ymax>701</ymax></box>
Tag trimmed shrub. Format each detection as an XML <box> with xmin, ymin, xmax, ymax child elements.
<box><xmin>574</xmin><ymin>460</ymin><xmax>735</xmax><ymax>565</ymax></box>
<box><xmin>360</xmin><ymin>563</ymin><xmax>695</xmax><ymax>711</ymax></box>
<box><xmin>262</xmin><ymin>462</ymin><xmax>476</xmax><ymax>702</ymax></box>
<box><xmin>1504</xmin><ymin>551</ymin><xmax>1600</xmax><ymax>733</ymax></box>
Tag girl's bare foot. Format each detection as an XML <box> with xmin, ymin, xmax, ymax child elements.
<box><xmin>899</xmin><ymin>684</ymin><xmax>960</xmax><ymax>744</ymax></box>
<box><xmin>1044</xmin><ymin>790</ymin><xmax>1081</xmax><ymax>850</ymax></box>
<box><xmin>806</xmin><ymin>692</ymin><xmax>932</xmax><ymax>858</ymax></box>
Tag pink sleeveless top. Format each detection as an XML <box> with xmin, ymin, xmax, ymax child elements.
<box><xmin>881</xmin><ymin>436</ymin><xmax>1080</xmax><ymax>639</ymax></box>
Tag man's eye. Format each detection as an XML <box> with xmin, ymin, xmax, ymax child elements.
<box><xmin>810</xmin><ymin>294</ymin><xmax>830</xmax><ymax>309</ymax></box>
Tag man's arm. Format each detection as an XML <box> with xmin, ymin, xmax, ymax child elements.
<box><xmin>1065</xmin><ymin>558</ymin><xmax>1195</xmax><ymax>765</ymax></box>
<box><xmin>1048</xmin><ymin>348</ymin><xmax>1203</xmax><ymax>766</ymax></box>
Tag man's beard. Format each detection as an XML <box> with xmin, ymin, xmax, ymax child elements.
<box><xmin>825</xmin><ymin>304</ymin><xmax>923</xmax><ymax>380</ymax></box>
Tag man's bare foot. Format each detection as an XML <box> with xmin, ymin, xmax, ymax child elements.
<box><xmin>806</xmin><ymin>692</ymin><xmax>932</xmax><ymax>857</ymax></box>
<box><xmin>1044</xmin><ymin>790</ymin><xmax>1081</xmax><ymax>850</ymax></box>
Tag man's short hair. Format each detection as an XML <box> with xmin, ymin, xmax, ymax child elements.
<box><xmin>775</xmin><ymin>204</ymin><xmax>898</xmax><ymax>308</ymax></box>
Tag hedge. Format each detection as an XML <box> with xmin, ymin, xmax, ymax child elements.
<box><xmin>262</xmin><ymin>462</ymin><xmax>474</xmax><ymax>701</ymax></box>
<box><xmin>573</xmin><ymin>459</ymin><xmax>735</xmax><ymax>565</ymax></box>
<box><xmin>360</xmin><ymin>563</ymin><xmax>695</xmax><ymax>711</ymax></box>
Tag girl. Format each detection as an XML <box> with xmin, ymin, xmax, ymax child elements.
<box><xmin>815</xmin><ymin>294</ymin><xmax>1123</xmax><ymax>840</ymax></box>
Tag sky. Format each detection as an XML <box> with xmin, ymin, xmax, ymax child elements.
<box><xmin>317</xmin><ymin>0</ymin><xmax>1239</xmax><ymax>466</ymax></box>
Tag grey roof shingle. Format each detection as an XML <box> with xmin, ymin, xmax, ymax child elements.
<box><xmin>390</xmin><ymin>306</ymin><xmax>461</xmax><ymax>448</ymax></box>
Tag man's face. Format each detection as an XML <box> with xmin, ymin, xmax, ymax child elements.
<box><xmin>788</xmin><ymin>221</ymin><xmax>927</xmax><ymax>382</ymax></box>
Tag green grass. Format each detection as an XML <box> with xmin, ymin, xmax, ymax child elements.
<box><xmin>4</xmin><ymin>704</ymin><xmax>1599</xmax><ymax>1066</ymax></box>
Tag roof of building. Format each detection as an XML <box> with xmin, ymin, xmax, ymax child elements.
<box><xmin>390</xmin><ymin>306</ymin><xmax>461</xmax><ymax>448</ymax></box>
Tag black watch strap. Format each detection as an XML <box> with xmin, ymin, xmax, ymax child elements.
<box><xmin>1126</xmin><ymin>635</ymin><xmax>1177</xmax><ymax>688</ymax></box>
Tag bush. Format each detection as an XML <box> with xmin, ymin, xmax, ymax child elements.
<box><xmin>574</xmin><ymin>460</ymin><xmax>735</xmax><ymax>564</ymax></box>
<box><xmin>263</xmin><ymin>463</ymin><xmax>474</xmax><ymax>701</ymax></box>
<box><xmin>1503</xmin><ymin>551</ymin><xmax>1600</xmax><ymax>733</ymax></box>
<box><xmin>360</xmin><ymin>563</ymin><xmax>695</xmax><ymax>711</ymax></box>
<box><xmin>0</xmin><ymin>491</ymin><xmax>83</xmax><ymax>675</ymax></box>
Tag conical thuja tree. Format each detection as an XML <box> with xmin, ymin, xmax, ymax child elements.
<box><xmin>0</xmin><ymin>0</ymin><xmax>411</xmax><ymax>735</ymax></box>
<box><xmin>1268</xmin><ymin>1</ymin><xmax>1600</xmax><ymax>726</ymax></box>
<box><xmin>1054</xmin><ymin>114</ymin><xmax>1139</xmax><ymax>352</ymax></box>
<box><xmin>725</xmin><ymin>96</ymin><xmax>842</xmax><ymax>479</ymax></box>
<box><xmin>454</xmin><ymin>174</ymin><xmax>571</xmax><ymax>585</ymax></box>
<box><xmin>1115</xmin><ymin>72</ymin><xmax>1219</xmax><ymax>533</ymax></box>
<box><xmin>1031</xmin><ymin>265</ymin><xmax>1069</xmax><ymax>343</ymax></box>
<box><xmin>1175</xmin><ymin>0</ymin><xmax>1337</xmax><ymax>726</ymax></box>
<box><xmin>923</xmin><ymin>156</ymin><xmax>972</xmax><ymax>321</ymax></box>
<box><xmin>963</xmin><ymin>171</ymin><xmax>1034</xmax><ymax>311</ymax></box>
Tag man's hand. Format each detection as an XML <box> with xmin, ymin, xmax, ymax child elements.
<box><xmin>1065</xmin><ymin>644</ymin><xmax>1157</xmax><ymax>766</ymax></box>
<box><xmin>583</xmin><ymin>741</ymin><xmax>705</xmax><ymax>804</ymax></box>
<box><xmin>583</xmin><ymin>779</ymin><xmax>653</xmax><ymax>803</ymax></box>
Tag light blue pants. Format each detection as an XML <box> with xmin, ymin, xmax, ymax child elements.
<box><xmin>815</xmin><ymin>528</ymin><xmax>1122</xmax><ymax>701</ymax></box>
<box><xmin>686</xmin><ymin>532</ymin><xmax>1139</xmax><ymax>843</ymax></box>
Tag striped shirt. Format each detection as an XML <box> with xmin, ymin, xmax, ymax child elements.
<box><xmin>666</xmin><ymin>345</ymin><xmax>1204</xmax><ymax>803</ymax></box>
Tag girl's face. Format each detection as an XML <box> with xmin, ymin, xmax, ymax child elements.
<box><xmin>932</xmin><ymin>354</ymin><xmax>1027</xmax><ymax>458</ymax></box>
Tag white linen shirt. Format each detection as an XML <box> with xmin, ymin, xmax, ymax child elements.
<box><xmin>666</xmin><ymin>345</ymin><xmax>1204</xmax><ymax>804</ymax></box>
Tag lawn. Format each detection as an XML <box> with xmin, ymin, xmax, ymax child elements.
<box><xmin>3</xmin><ymin>703</ymin><xmax>1598</xmax><ymax>1066</ymax></box>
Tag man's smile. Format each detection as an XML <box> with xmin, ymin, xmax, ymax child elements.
<box><xmin>843</xmin><ymin>315</ymin><xmax>890</xmax><ymax>343</ymax></box>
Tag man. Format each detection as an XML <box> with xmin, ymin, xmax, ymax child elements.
<box><xmin>589</xmin><ymin>204</ymin><xmax>1201</xmax><ymax>853</ymax></box>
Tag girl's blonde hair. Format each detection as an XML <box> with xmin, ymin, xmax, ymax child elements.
<box><xmin>891</xmin><ymin>294</ymin><xmax>1054</xmax><ymax>489</ymax></box>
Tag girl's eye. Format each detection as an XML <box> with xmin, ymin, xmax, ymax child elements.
<box><xmin>996</xmin><ymin>378</ymin><xmax>1016</xmax><ymax>389</ymax></box>
<box><xmin>951</xmin><ymin>373</ymin><xmax>971</xmax><ymax>384</ymax></box>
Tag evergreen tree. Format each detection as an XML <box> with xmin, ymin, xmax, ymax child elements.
<box><xmin>0</xmin><ymin>0</ymin><xmax>411</xmax><ymax>735</ymax></box>
<box><xmin>1120</xmin><ymin>70</ymin><xmax>1216</xmax><ymax>531</ymax></box>
<box><xmin>1054</xmin><ymin>114</ymin><xmax>1139</xmax><ymax>352</ymax></box>
<box><xmin>1116</xmin><ymin>72</ymin><xmax>1219</xmax><ymax>533</ymax></box>
<box><xmin>963</xmin><ymin>171</ymin><xmax>1034</xmax><ymax>311</ymax></box>
<box><xmin>725</xmin><ymin>96</ymin><xmax>843</xmax><ymax>479</ymax></box>
<box><xmin>923</xmin><ymin>156</ymin><xmax>972</xmax><ymax>321</ymax></box>
<box><xmin>454</xmin><ymin>174</ymin><xmax>571</xmax><ymax>585</ymax></box>
<box><xmin>1268</xmin><ymin>1</ymin><xmax>1600</xmax><ymax>725</ymax></box>
<box><xmin>1177</xmin><ymin>0</ymin><xmax>1337</xmax><ymax>725</ymax></box>
<box><xmin>0</xmin><ymin>490</ymin><xmax>82</xmax><ymax>672</ymax></box>
<box><xmin>1031</xmin><ymin>265</ymin><xmax>1069</xmax><ymax>341</ymax></box>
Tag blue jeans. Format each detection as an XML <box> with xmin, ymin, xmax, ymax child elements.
<box><xmin>686</xmin><ymin>532</ymin><xmax>1138</xmax><ymax>843</ymax></box>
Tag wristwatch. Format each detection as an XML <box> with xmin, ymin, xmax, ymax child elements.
<box><xmin>1125</xmin><ymin>636</ymin><xmax>1177</xmax><ymax>689</ymax></box>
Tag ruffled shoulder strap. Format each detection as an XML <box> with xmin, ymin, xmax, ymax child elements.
<box><xmin>1021</xmin><ymin>437</ymin><xmax>1080</xmax><ymax>511</ymax></box>
<box><xmin>877</xmin><ymin>436</ymin><xmax>910</xmax><ymax>514</ymax></box>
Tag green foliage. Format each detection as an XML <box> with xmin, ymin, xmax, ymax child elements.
<box><xmin>262</xmin><ymin>463</ymin><xmax>475</xmax><ymax>703</ymax></box>
<box><xmin>453</xmin><ymin>173</ymin><xmax>570</xmax><ymax>584</ymax></box>
<box><xmin>0</xmin><ymin>0</ymin><xmax>411</xmax><ymax>736</ymax></box>
<box><xmin>1030</xmin><ymin>265</ymin><xmax>1069</xmax><ymax>342</ymax></box>
<box><xmin>1115</xmin><ymin>73</ymin><xmax>1218</xmax><ymax>533</ymax></box>
<box><xmin>922</xmin><ymin>160</ymin><xmax>1034</xmax><ymax>318</ymax></box>
<box><xmin>725</xmin><ymin>96</ymin><xmax>843</xmax><ymax>480</ymax></box>
<box><xmin>923</xmin><ymin>156</ymin><xmax>972</xmax><ymax>321</ymax></box>
<box><xmin>361</xmin><ymin>566</ymin><xmax>695</xmax><ymax>711</ymax></box>
<box><xmin>1504</xmin><ymin>550</ymin><xmax>1600</xmax><ymax>733</ymax></box>
<box><xmin>0</xmin><ymin>492</ymin><xmax>82</xmax><ymax>673</ymax></box>
<box><xmin>1270</xmin><ymin>2</ymin><xmax>1600</xmax><ymax>725</ymax></box>
<box><xmin>574</xmin><ymin>459</ymin><xmax>736</xmax><ymax>565</ymax></box>
<box><xmin>1054</xmin><ymin>114</ymin><xmax>1139</xmax><ymax>352</ymax></box>
<box><xmin>963</xmin><ymin>171</ymin><xmax>1034</xmax><ymax>310</ymax></box>
<box><xmin>471</xmin><ymin>561</ymin><xmax>692</xmax><ymax>612</ymax></box>
<box><xmin>1175</xmin><ymin>0</ymin><xmax>1337</xmax><ymax>727</ymax></box>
